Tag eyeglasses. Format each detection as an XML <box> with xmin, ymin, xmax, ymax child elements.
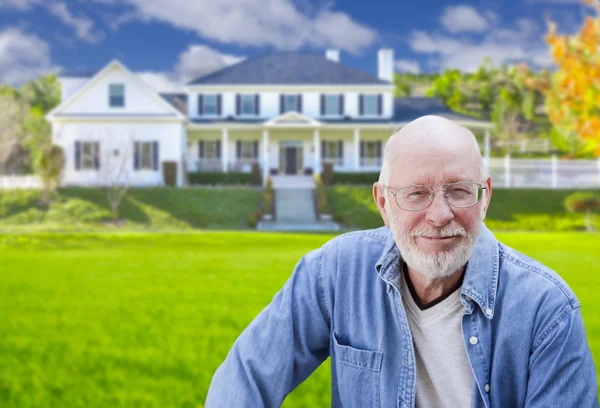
<box><xmin>382</xmin><ymin>181</ymin><xmax>487</xmax><ymax>211</ymax></box>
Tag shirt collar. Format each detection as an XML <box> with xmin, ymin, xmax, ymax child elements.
<box><xmin>375</xmin><ymin>223</ymin><xmax>500</xmax><ymax>319</ymax></box>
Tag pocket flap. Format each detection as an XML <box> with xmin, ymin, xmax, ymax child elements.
<box><xmin>332</xmin><ymin>332</ymin><xmax>382</xmax><ymax>372</ymax></box>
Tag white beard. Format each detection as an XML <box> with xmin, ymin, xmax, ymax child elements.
<box><xmin>389</xmin><ymin>207</ymin><xmax>484</xmax><ymax>280</ymax></box>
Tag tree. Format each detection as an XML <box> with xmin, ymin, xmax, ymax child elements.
<box><xmin>526</xmin><ymin>0</ymin><xmax>600</xmax><ymax>156</ymax></box>
<box><xmin>99</xmin><ymin>132</ymin><xmax>134</xmax><ymax>221</ymax></box>
<box><xmin>38</xmin><ymin>144</ymin><xmax>65</xmax><ymax>204</ymax></box>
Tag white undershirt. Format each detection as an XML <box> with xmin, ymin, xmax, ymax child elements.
<box><xmin>400</xmin><ymin>267</ymin><xmax>473</xmax><ymax>408</ymax></box>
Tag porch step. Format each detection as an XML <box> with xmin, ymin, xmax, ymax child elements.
<box><xmin>257</xmin><ymin>220</ymin><xmax>341</xmax><ymax>232</ymax></box>
<box><xmin>275</xmin><ymin>188</ymin><xmax>316</xmax><ymax>223</ymax></box>
<box><xmin>271</xmin><ymin>175</ymin><xmax>315</xmax><ymax>189</ymax></box>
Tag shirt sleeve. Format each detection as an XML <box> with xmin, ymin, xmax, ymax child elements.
<box><xmin>525</xmin><ymin>305</ymin><xmax>598</xmax><ymax>407</ymax></box>
<box><xmin>204</xmin><ymin>247</ymin><xmax>331</xmax><ymax>407</ymax></box>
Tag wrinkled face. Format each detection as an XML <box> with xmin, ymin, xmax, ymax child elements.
<box><xmin>377</xmin><ymin>128</ymin><xmax>491</xmax><ymax>279</ymax></box>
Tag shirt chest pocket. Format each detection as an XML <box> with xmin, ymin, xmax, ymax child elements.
<box><xmin>332</xmin><ymin>332</ymin><xmax>382</xmax><ymax>408</ymax></box>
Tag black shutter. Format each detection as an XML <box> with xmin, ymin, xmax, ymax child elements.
<box><xmin>254</xmin><ymin>94</ymin><xmax>259</xmax><ymax>115</ymax></box>
<box><xmin>198</xmin><ymin>141</ymin><xmax>204</xmax><ymax>158</ymax></box>
<box><xmin>320</xmin><ymin>94</ymin><xmax>325</xmax><ymax>115</ymax></box>
<box><xmin>377</xmin><ymin>94</ymin><xmax>383</xmax><ymax>116</ymax></box>
<box><xmin>236</xmin><ymin>94</ymin><xmax>241</xmax><ymax>115</ymax></box>
<box><xmin>217</xmin><ymin>94</ymin><xmax>222</xmax><ymax>116</ymax></box>
<box><xmin>93</xmin><ymin>141</ymin><xmax>100</xmax><ymax>170</ymax></box>
<box><xmin>75</xmin><ymin>141</ymin><xmax>81</xmax><ymax>170</ymax></box>
<box><xmin>298</xmin><ymin>94</ymin><xmax>302</xmax><ymax>113</ymax></box>
<box><xmin>198</xmin><ymin>94</ymin><xmax>203</xmax><ymax>115</ymax></box>
<box><xmin>376</xmin><ymin>141</ymin><xmax>382</xmax><ymax>158</ymax></box>
<box><xmin>321</xmin><ymin>141</ymin><xmax>326</xmax><ymax>158</ymax></box>
<box><xmin>360</xmin><ymin>141</ymin><xmax>365</xmax><ymax>158</ymax></box>
<box><xmin>253</xmin><ymin>141</ymin><xmax>258</xmax><ymax>159</ymax></box>
<box><xmin>236</xmin><ymin>141</ymin><xmax>241</xmax><ymax>159</ymax></box>
<box><xmin>339</xmin><ymin>94</ymin><xmax>344</xmax><ymax>115</ymax></box>
<box><xmin>152</xmin><ymin>141</ymin><xmax>159</xmax><ymax>171</ymax></box>
<box><xmin>359</xmin><ymin>94</ymin><xmax>364</xmax><ymax>116</ymax></box>
<box><xmin>338</xmin><ymin>141</ymin><xmax>343</xmax><ymax>159</ymax></box>
<box><xmin>280</xmin><ymin>94</ymin><xmax>284</xmax><ymax>114</ymax></box>
<box><xmin>216</xmin><ymin>141</ymin><xmax>221</xmax><ymax>158</ymax></box>
<box><xmin>134</xmin><ymin>141</ymin><xmax>140</xmax><ymax>170</ymax></box>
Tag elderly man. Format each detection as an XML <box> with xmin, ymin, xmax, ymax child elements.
<box><xmin>206</xmin><ymin>116</ymin><xmax>597</xmax><ymax>407</ymax></box>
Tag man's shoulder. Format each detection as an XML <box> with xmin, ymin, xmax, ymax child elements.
<box><xmin>497</xmin><ymin>241</ymin><xmax>580</xmax><ymax>310</ymax></box>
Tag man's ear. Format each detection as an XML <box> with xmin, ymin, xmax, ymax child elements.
<box><xmin>482</xmin><ymin>176</ymin><xmax>492</xmax><ymax>220</ymax></box>
<box><xmin>373</xmin><ymin>183</ymin><xmax>391</xmax><ymax>227</ymax></box>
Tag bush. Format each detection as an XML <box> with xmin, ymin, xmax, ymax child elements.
<box><xmin>565</xmin><ymin>192</ymin><xmax>600</xmax><ymax>232</ymax></box>
<box><xmin>321</xmin><ymin>163</ymin><xmax>333</xmax><ymax>186</ymax></box>
<box><xmin>314</xmin><ymin>175</ymin><xmax>331</xmax><ymax>215</ymax></box>
<box><xmin>247</xmin><ymin>208</ymin><xmax>262</xmax><ymax>228</ymax></box>
<box><xmin>162</xmin><ymin>161</ymin><xmax>178</xmax><ymax>186</ymax></box>
<box><xmin>332</xmin><ymin>172</ymin><xmax>380</xmax><ymax>185</ymax></box>
<box><xmin>188</xmin><ymin>172</ymin><xmax>254</xmax><ymax>185</ymax></box>
<box><xmin>263</xmin><ymin>178</ymin><xmax>273</xmax><ymax>214</ymax></box>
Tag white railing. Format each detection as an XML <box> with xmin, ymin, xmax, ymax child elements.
<box><xmin>494</xmin><ymin>139</ymin><xmax>551</xmax><ymax>154</ymax></box>
<box><xmin>0</xmin><ymin>175</ymin><xmax>43</xmax><ymax>189</ymax></box>
<box><xmin>487</xmin><ymin>156</ymin><xmax>600</xmax><ymax>188</ymax></box>
<box><xmin>322</xmin><ymin>157</ymin><xmax>344</xmax><ymax>167</ymax></box>
<box><xmin>360</xmin><ymin>157</ymin><xmax>383</xmax><ymax>166</ymax></box>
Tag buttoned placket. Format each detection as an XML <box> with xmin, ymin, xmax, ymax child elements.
<box><xmin>461</xmin><ymin>296</ymin><xmax>492</xmax><ymax>408</ymax></box>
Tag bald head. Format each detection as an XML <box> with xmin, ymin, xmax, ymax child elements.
<box><xmin>379</xmin><ymin>115</ymin><xmax>484</xmax><ymax>185</ymax></box>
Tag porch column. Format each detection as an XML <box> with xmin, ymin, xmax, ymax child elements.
<box><xmin>353</xmin><ymin>128</ymin><xmax>360</xmax><ymax>171</ymax></box>
<box><xmin>483</xmin><ymin>129</ymin><xmax>491</xmax><ymax>176</ymax></box>
<box><xmin>221</xmin><ymin>128</ymin><xmax>229</xmax><ymax>172</ymax></box>
<box><xmin>313</xmin><ymin>128</ymin><xmax>320</xmax><ymax>175</ymax></box>
<box><xmin>262</xmin><ymin>129</ymin><xmax>269</xmax><ymax>185</ymax></box>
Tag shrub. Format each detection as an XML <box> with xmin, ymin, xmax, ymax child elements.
<box><xmin>162</xmin><ymin>161</ymin><xmax>178</xmax><ymax>186</ymax></box>
<box><xmin>314</xmin><ymin>175</ymin><xmax>331</xmax><ymax>215</ymax></box>
<box><xmin>565</xmin><ymin>192</ymin><xmax>600</xmax><ymax>232</ymax></box>
<box><xmin>321</xmin><ymin>163</ymin><xmax>333</xmax><ymax>185</ymax></box>
<box><xmin>188</xmin><ymin>172</ymin><xmax>254</xmax><ymax>185</ymax></box>
<box><xmin>332</xmin><ymin>172</ymin><xmax>380</xmax><ymax>185</ymax></box>
<box><xmin>247</xmin><ymin>208</ymin><xmax>262</xmax><ymax>228</ymax></box>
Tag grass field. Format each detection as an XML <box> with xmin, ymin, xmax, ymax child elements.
<box><xmin>0</xmin><ymin>231</ymin><xmax>599</xmax><ymax>407</ymax></box>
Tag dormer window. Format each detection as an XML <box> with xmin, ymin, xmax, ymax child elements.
<box><xmin>109</xmin><ymin>84</ymin><xmax>124</xmax><ymax>107</ymax></box>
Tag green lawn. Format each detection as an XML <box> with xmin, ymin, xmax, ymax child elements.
<box><xmin>0</xmin><ymin>231</ymin><xmax>598</xmax><ymax>407</ymax></box>
<box><xmin>326</xmin><ymin>187</ymin><xmax>600</xmax><ymax>231</ymax></box>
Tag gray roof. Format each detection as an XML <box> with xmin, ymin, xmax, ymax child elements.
<box><xmin>188</xmin><ymin>51</ymin><xmax>391</xmax><ymax>86</ymax></box>
<box><xmin>160</xmin><ymin>93</ymin><xmax>188</xmax><ymax>114</ymax></box>
<box><xmin>58</xmin><ymin>69</ymin><xmax>97</xmax><ymax>78</ymax></box>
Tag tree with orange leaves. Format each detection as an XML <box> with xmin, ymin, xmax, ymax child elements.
<box><xmin>526</xmin><ymin>0</ymin><xmax>600</xmax><ymax>157</ymax></box>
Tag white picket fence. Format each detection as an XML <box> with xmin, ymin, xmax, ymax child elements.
<box><xmin>0</xmin><ymin>175</ymin><xmax>43</xmax><ymax>189</ymax></box>
<box><xmin>487</xmin><ymin>156</ymin><xmax>600</xmax><ymax>188</ymax></box>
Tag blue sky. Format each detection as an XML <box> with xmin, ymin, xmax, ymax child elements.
<box><xmin>0</xmin><ymin>0</ymin><xmax>594</xmax><ymax>92</ymax></box>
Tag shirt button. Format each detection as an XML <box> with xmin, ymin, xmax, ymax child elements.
<box><xmin>465</xmin><ymin>295</ymin><xmax>472</xmax><ymax>302</ymax></box>
<box><xmin>469</xmin><ymin>336</ymin><xmax>478</xmax><ymax>345</ymax></box>
<box><xmin>485</xmin><ymin>384</ymin><xmax>490</xmax><ymax>393</ymax></box>
<box><xmin>486</xmin><ymin>308</ymin><xmax>493</xmax><ymax>316</ymax></box>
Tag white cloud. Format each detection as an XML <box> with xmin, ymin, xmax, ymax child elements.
<box><xmin>0</xmin><ymin>0</ymin><xmax>41</xmax><ymax>10</ymax></box>
<box><xmin>46</xmin><ymin>1</ymin><xmax>104</xmax><ymax>43</ymax></box>
<box><xmin>137</xmin><ymin>44</ymin><xmax>245</xmax><ymax>93</ymax></box>
<box><xmin>395</xmin><ymin>59</ymin><xmax>421</xmax><ymax>74</ymax></box>
<box><xmin>103</xmin><ymin>0</ymin><xmax>377</xmax><ymax>54</ymax></box>
<box><xmin>0</xmin><ymin>27</ymin><xmax>59</xmax><ymax>86</ymax></box>
<box><xmin>409</xmin><ymin>12</ymin><xmax>554</xmax><ymax>72</ymax></box>
<box><xmin>440</xmin><ymin>5</ymin><xmax>489</xmax><ymax>33</ymax></box>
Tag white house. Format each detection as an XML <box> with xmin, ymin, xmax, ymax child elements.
<box><xmin>46</xmin><ymin>49</ymin><xmax>493</xmax><ymax>187</ymax></box>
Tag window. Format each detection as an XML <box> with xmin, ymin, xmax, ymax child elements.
<box><xmin>79</xmin><ymin>141</ymin><xmax>99</xmax><ymax>169</ymax></box>
<box><xmin>283</xmin><ymin>94</ymin><xmax>299</xmax><ymax>112</ymax></box>
<box><xmin>203</xmin><ymin>94</ymin><xmax>218</xmax><ymax>115</ymax></box>
<box><xmin>199</xmin><ymin>141</ymin><xmax>220</xmax><ymax>159</ymax></box>
<box><xmin>361</xmin><ymin>94</ymin><xmax>380</xmax><ymax>116</ymax></box>
<box><xmin>363</xmin><ymin>141</ymin><xmax>380</xmax><ymax>158</ymax></box>
<box><xmin>237</xmin><ymin>140</ymin><xmax>258</xmax><ymax>159</ymax></box>
<box><xmin>109</xmin><ymin>84</ymin><xmax>124</xmax><ymax>107</ymax></box>
<box><xmin>360</xmin><ymin>140</ymin><xmax>382</xmax><ymax>166</ymax></box>
<box><xmin>325</xmin><ymin>94</ymin><xmax>340</xmax><ymax>115</ymax></box>
<box><xmin>134</xmin><ymin>141</ymin><xmax>159</xmax><ymax>171</ymax></box>
<box><xmin>241</xmin><ymin>95</ymin><xmax>255</xmax><ymax>115</ymax></box>
<box><xmin>321</xmin><ymin>140</ymin><xmax>343</xmax><ymax>165</ymax></box>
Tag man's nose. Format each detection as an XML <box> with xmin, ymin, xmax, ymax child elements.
<box><xmin>425</xmin><ymin>190</ymin><xmax>454</xmax><ymax>227</ymax></box>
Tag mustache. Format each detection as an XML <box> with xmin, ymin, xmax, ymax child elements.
<box><xmin>411</xmin><ymin>225</ymin><xmax>467</xmax><ymax>238</ymax></box>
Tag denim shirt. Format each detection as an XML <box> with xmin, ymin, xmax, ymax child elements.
<box><xmin>205</xmin><ymin>224</ymin><xmax>598</xmax><ymax>407</ymax></box>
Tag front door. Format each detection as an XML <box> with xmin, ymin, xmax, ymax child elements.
<box><xmin>285</xmin><ymin>147</ymin><xmax>297</xmax><ymax>175</ymax></box>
